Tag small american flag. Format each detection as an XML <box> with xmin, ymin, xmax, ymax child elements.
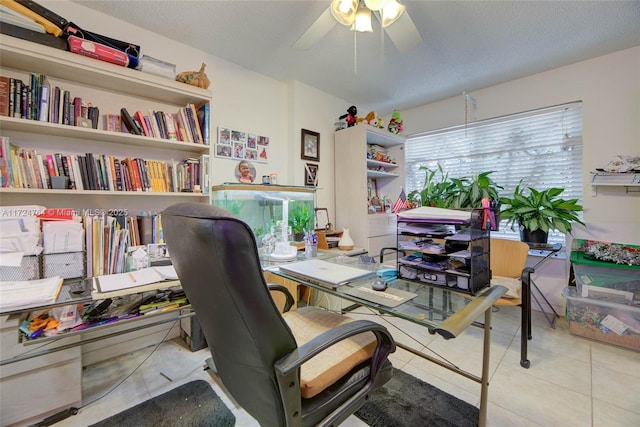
<box><xmin>392</xmin><ymin>189</ymin><xmax>408</xmax><ymax>214</ymax></box>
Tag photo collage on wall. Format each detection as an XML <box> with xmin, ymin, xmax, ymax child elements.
<box><xmin>216</xmin><ymin>126</ymin><xmax>269</xmax><ymax>163</ymax></box>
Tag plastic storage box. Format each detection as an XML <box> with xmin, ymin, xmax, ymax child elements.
<box><xmin>562</xmin><ymin>287</ymin><xmax>639</xmax><ymax>351</ymax></box>
<box><xmin>570</xmin><ymin>251</ymin><xmax>640</xmax><ymax>299</ymax></box>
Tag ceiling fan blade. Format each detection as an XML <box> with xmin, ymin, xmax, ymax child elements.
<box><xmin>292</xmin><ymin>7</ymin><xmax>337</xmax><ymax>50</ymax></box>
<box><xmin>382</xmin><ymin>11</ymin><xmax>422</xmax><ymax>52</ymax></box>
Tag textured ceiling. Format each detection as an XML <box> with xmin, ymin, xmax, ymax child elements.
<box><xmin>71</xmin><ymin>1</ymin><xmax>640</xmax><ymax>115</ymax></box>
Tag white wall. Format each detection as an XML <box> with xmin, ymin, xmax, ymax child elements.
<box><xmin>401</xmin><ymin>46</ymin><xmax>640</xmax><ymax>244</ymax></box>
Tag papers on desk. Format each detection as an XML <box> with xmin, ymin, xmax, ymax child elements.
<box><xmin>0</xmin><ymin>214</ymin><xmax>43</xmax><ymax>258</ymax></box>
<box><xmin>0</xmin><ymin>276</ymin><xmax>63</xmax><ymax>312</ymax></box>
<box><xmin>42</xmin><ymin>221</ymin><xmax>83</xmax><ymax>254</ymax></box>
<box><xmin>93</xmin><ymin>266</ymin><xmax>180</xmax><ymax>298</ymax></box>
<box><xmin>95</xmin><ymin>267</ymin><xmax>166</xmax><ymax>293</ymax></box>
<box><xmin>398</xmin><ymin>206</ymin><xmax>472</xmax><ymax>223</ymax></box>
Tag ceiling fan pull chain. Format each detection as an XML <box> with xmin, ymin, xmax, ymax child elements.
<box><xmin>380</xmin><ymin>16</ymin><xmax>385</xmax><ymax>62</ymax></box>
<box><xmin>354</xmin><ymin>30</ymin><xmax>358</xmax><ymax>74</ymax></box>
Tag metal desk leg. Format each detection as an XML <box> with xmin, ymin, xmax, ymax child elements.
<box><xmin>528</xmin><ymin>244</ymin><xmax>563</xmax><ymax>328</ymax></box>
<box><xmin>479</xmin><ymin>305</ymin><xmax>491</xmax><ymax>427</ymax></box>
<box><xmin>520</xmin><ymin>267</ymin><xmax>534</xmax><ymax>368</ymax></box>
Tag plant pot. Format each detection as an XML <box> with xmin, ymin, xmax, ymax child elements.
<box><xmin>519</xmin><ymin>226</ymin><xmax>548</xmax><ymax>244</ymax></box>
<box><xmin>293</xmin><ymin>232</ymin><xmax>305</xmax><ymax>242</ymax></box>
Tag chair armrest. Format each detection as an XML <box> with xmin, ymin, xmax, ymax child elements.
<box><xmin>435</xmin><ymin>285</ymin><xmax>507</xmax><ymax>339</ymax></box>
<box><xmin>274</xmin><ymin>319</ymin><xmax>395</xmax><ymax>387</ymax></box>
<box><xmin>267</xmin><ymin>283</ymin><xmax>295</xmax><ymax>312</ymax></box>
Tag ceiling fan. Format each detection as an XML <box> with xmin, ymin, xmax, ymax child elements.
<box><xmin>292</xmin><ymin>0</ymin><xmax>422</xmax><ymax>52</ymax></box>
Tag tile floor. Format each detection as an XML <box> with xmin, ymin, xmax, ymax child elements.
<box><xmin>56</xmin><ymin>305</ymin><xmax>639</xmax><ymax>427</ymax></box>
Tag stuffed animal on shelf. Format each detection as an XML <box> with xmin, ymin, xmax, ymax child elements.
<box><xmin>176</xmin><ymin>63</ymin><xmax>211</xmax><ymax>89</ymax></box>
<box><xmin>388</xmin><ymin>109</ymin><xmax>404</xmax><ymax>134</ymax></box>
<box><xmin>339</xmin><ymin>105</ymin><xmax>358</xmax><ymax>127</ymax></box>
<box><xmin>356</xmin><ymin>111</ymin><xmax>376</xmax><ymax>125</ymax></box>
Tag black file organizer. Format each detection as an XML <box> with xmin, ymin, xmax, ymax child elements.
<box><xmin>396</xmin><ymin>208</ymin><xmax>493</xmax><ymax>295</ymax></box>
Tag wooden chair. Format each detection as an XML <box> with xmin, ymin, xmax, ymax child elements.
<box><xmin>489</xmin><ymin>238</ymin><xmax>534</xmax><ymax>368</ymax></box>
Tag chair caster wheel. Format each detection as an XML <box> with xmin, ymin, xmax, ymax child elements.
<box><xmin>520</xmin><ymin>359</ymin><xmax>530</xmax><ymax>368</ymax></box>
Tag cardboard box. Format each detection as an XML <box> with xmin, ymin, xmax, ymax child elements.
<box><xmin>562</xmin><ymin>287</ymin><xmax>640</xmax><ymax>351</ymax></box>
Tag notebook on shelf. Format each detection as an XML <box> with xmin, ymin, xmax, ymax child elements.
<box><xmin>278</xmin><ymin>259</ymin><xmax>373</xmax><ymax>289</ymax></box>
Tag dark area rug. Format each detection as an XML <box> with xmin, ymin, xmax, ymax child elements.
<box><xmin>355</xmin><ymin>368</ymin><xmax>479</xmax><ymax>427</ymax></box>
<box><xmin>90</xmin><ymin>380</ymin><xmax>235</xmax><ymax>427</ymax></box>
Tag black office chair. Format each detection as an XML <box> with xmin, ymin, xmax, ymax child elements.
<box><xmin>163</xmin><ymin>203</ymin><xmax>395</xmax><ymax>427</ymax></box>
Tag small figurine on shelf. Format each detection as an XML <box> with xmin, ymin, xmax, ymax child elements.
<box><xmin>176</xmin><ymin>63</ymin><xmax>211</xmax><ymax>89</ymax></box>
<box><xmin>388</xmin><ymin>109</ymin><xmax>404</xmax><ymax>134</ymax></box>
<box><xmin>356</xmin><ymin>111</ymin><xmax>376</xmax><ymax>125</ymax></box>
<box><xmin>339</xmin><ymin>105</ymin><xmax>358</xmax><ymax>127</ymax></box>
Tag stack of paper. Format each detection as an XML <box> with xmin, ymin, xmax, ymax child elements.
<box><xmin>0</xmin><ymin>276</ymin><xmax>63</xmax><ymax>312</ymax></box>
<box><xmin>398</xmin><ymin>207</ymin><xmax>472</xmax><ymax>223</ymax></box>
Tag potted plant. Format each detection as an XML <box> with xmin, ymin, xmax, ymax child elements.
<box><xmin>289</xmin><ymin>202</ymin><xmax>313</xmax><ymax>241</ymax></box>
<box><xmin>443</xmin><ymin>171</ymin><xmax>503</xmax><ymax>209</ymax></box>
<box><xmin>409</xmin><ymin>164</ymin><xmax>454</xmax><ymax>208</ymax></box>
<box><xmin>499</xmin><ymin>182</ymin><xmax>585</xmax><ymax>243</ymax></box>
<box><xmin>409</xmin><ymin>165</ymin><xmax>502</xmax><ymax>209</ymax></box>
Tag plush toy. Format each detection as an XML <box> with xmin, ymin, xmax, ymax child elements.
<box><xmin>176</xmin><ymin>63</ymin><xmax>210</xmax><ymax>89</ymax></box>
<box><xmin>357</xmin><ymin>111</ymin><xmax>376</xmax><ymax>125</ymax></box>
<box><xmin>339</xmin><ymin>105</ymin><xmax>358</xmax><ymax>127</ymax></box>
<box><xmin>388</xmin><ymin>109</ymin><xmax>404</xmax><ymax>134</ymax></box>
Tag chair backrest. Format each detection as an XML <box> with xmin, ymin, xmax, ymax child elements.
<box><xmin>162</xmin><ymin>203</ymin><xmax>296</xmax><ymax>426</ymax></box>
<box><xmin>490</xmin><ymin>238</ymin><xmax>530</xmax><ymax>278</ymax></box>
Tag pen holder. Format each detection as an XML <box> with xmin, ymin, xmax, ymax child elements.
<box><xmin>304</xmin><ymin>243</ymin><xmax>318</xmax><ymax>259</ymax></box>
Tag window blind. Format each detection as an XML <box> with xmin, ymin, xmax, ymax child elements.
<box><xmin>405</xmin><ymin>102</ymin><xmax>583</xmax><ymax>244</ymax></box>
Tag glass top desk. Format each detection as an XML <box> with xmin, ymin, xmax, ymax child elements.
<box><xmin>267</xmin><ymin>255</ymin><xmax>506</xmax><ymax>427</ymax></box>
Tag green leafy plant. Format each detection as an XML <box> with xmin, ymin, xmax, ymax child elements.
<box><xmin>499</xmin><ymin>182</ymin><xmax>585</xmax><ymax>234</ymax></box>
<box><xmin>410</xmin><ymin>166</ymin><xmax>502</xmax><ymax>209</ymax></box>
<box><xmin>289</xmin><ymin>202</ymin><xmax>313</xmax><ymax>237</ymax></box>
<box><xmin>409</xmin><ymin>164</ymin><xmax>454</xmax><ymax>208</ymax></box>
<box><xmin>444</xmin><ymin>171</ymin><xmax>503</xmax><ymax>208</ymax></box>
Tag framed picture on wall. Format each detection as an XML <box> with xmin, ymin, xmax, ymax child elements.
<box><xmin>301</xmin><ymin>129</ymin><xmax>320</xmax><ymax>161</ymax></box>
<box><xmin>304</xmin><ymin>163</ymin><xmax>319</xmax><ymax>186</ymax></box>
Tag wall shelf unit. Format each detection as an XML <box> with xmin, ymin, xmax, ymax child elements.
<box><xmin>335</xmin><ymin>124</ymin><xmax>406</xmax><ymax>256</ymax></box>
<box><xmin>0</xmin><ymin>34</ymin><xmax>212</xmax><ymax>426</ymax></box>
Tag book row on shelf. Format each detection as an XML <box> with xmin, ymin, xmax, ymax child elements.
<box><xmin>84</xmin><ymin>212</ymin><xmax>165</xmax><ymax>278</ymax></box>
<box><xmin>1</xmin><ymin>72</ymin><xmax>98</xmax><ymax>128</ymax></box>
<box><xmin>119</xmin><ymin>104</ymin><xmax>210</xmax><ymax>145</ymax></box>
<box><xmin>0</xmin><ymin>136</ymin><xmax>210</xmax><ymax>193</ymax></box>
<box><xmin>0</xmin><ymin>73</ymin><xmax>210</xmax><ymax>145</ymax></box>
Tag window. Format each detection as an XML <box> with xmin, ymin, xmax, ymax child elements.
<box><xmin>405</xmin><ymin>102</ymin><xmax>583</xmax><ymax>244</ymax></box>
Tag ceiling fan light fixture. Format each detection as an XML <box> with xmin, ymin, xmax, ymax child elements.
<box><xmin>330</xmin><ymin>0</ymin><xmax>357</xmax><ymax>26</ymax></box>
<box><xmin>364</xmin><ymin>0</ymin><xmax>389</xmax><ymax>11</ymax></box>
<box><xmin>381</xmin><ymin>0</ymin><xmax>405</xmax><ymax>27</ymax></box>
<box><xmin>353</xmin><ymin>2</ymin><xmax>373</xmax><ymax>32</ymax></box>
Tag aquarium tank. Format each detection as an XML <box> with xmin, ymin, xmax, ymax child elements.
<box><xmin>210</xmin><ymin>184</ymin><xmax>316</xmax><ymax>248</ymax></box>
